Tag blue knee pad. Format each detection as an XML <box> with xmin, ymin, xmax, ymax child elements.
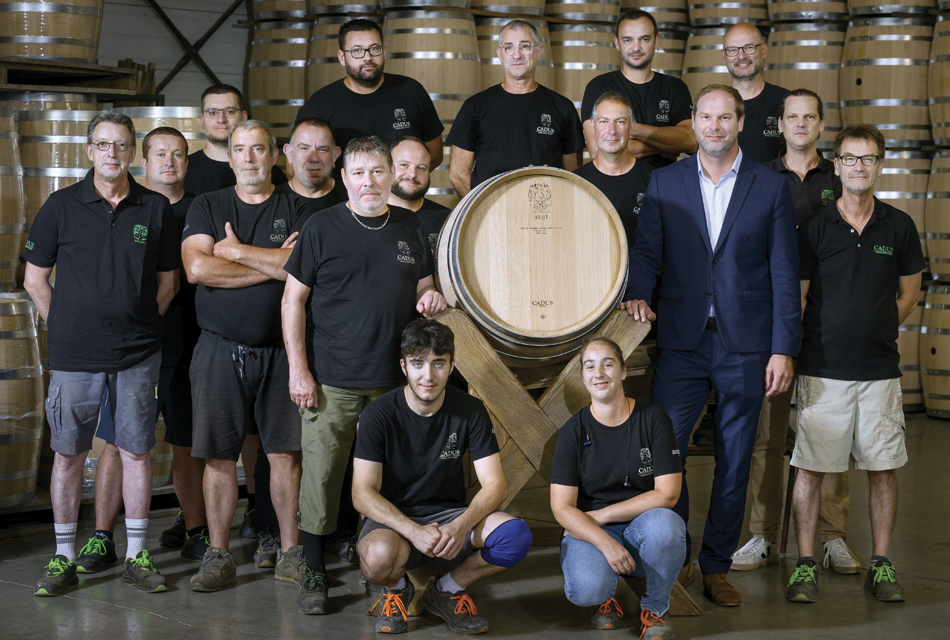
<box><xmin>481</xmin><ymin>519</ymin><xmax>532</xmax><ymax>567</ymax></box>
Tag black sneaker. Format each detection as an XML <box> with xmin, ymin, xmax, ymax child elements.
<box><xmin>34</xmin><ymin>555</ymin><xmax>79</xmax><ymax>597</ymax></box>
<box><xmin>190</xmin><ymin>548</ymin><xmax>238</xmax><ymax>592</ymax></box>
<box><xmin>159</xmin><ymin>511</ymin><xmax>186</xmax><ymax>548</ymax></box>
<box><xmin>377</xmin><ymin>580</ymin><xmax>416</xmax><ymax>634</ymax></box>
<box><xmin>239</xmin><ymin>509</ymin><xmax>258</xmax><ymax>540</ymax></box>
<box><xmin>254</xmin><ymin>532</ymin><xmax>280</xmax><ymax>568</ymax></box>
<box><xmin>423</xmin><ymin>583</ymin><xmax>489</xmax><ymax>634</ymax></box>
<box><xmin>275</xmin><ymin>545</ymin><xmax>306</xmax><ymax>585</ymax></box>
<box><xmin>75</xmin><ymin>533</ymin><xmax>118</xmax><ymax>574</ymax></box>
<box><xmin>786</xmin><ymin>560</ymin><xmax>819</xmax><ymax>603</ymax></box>
<box><xmin>181</xmin><ymin>528</ymin><xmax>211</xmax><ymax>562</ymax></box>
<box><xmin>297</xmin><ymin>567</ymin><xmax>329</xmax><ymax>615</ymax></box>
<box><xmin>865</xmin><ymin>559</ymin><xmax>905</xmax><ymax>602</ymax></box>
<box><xmin>122</xmin><ymin>550</ymin><xmax>167</xmax><ymax>593</ymax></box>
<box><xmin>326</xmin><ymin>534</ymin><xmax>359</xmax><ymax>564</ymax></box>
<box><xmin>587</xmin><ymin>597</ymin><xmax>624</xmax><ymax>629</ymax></box>
<box><xmin>640</xmin><ymin>609</ymin><xmax>675</xmax><ymax>640</ymax></box>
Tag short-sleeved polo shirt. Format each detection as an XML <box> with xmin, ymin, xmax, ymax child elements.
<box><xmin>24</xmin><ymin>170</ymin><xmax>180</xmax><ymax>373</ymax></box>
<box><xmin>798</xmin><ymin>199</ymin><xmax>926</xmax><ymax>381</ymax></box>
<box><xmin>765</xmin><ymin>153</ymin><xmax>842</xmax><ymax>226</ymax></box>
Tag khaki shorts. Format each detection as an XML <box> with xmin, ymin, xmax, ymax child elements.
<box><xmin>793</xmin><ymin>375</ymin><xmax>907</xmax><ymax>473</ymax></box>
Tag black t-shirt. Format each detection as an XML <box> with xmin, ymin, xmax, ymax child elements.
<box><xmin>550</xmin><ymin>403</ymin><xmax>682</xmax><ymax>513</ymax></box>
<box><xmin>182</xmin><ymin>149</ymin><xmax>288</xmax><ymax>195</ymax></box>
<box><xmin>182</xmin><ymin>188</ymin><xmax>313</xmax><ymax>346</ymax></box>
<box><xmin>798</xmin><ymin>200</ymin><xmax>926</xmax><ymax>381</ymax></box>
<box><xmin>161</xmin><ymin>192</ymin><xmax>198</xmax><ymax>368</ymax></box>
<box><xmin>574</xmin><ymin>157</ymin><xmax>658</xmax><ymax>247</ymax></box>
<box><xmin>738</xmin><ymin>82</ymin><xmax>787</xmax><ymax>163</ymax></box>
<box><xmin>274</xmin><ymin>179</ymin><xmax>347</xmax><ymax>213</ymax></box>
<box><xmin>581</xmin><ymin>71</ymin><xmax>692</xmax><ymax>168</ymax></box>
<box><xmin>295</xmin><ymin>74</ymin><xmax>444</xmax><ymax>172</ymax></box>
<box><xmin>765</xmin><ymin>154</ymin><xmax>842</xmax><ymax>227</ymax></box>
<box><xmin>283</xmin><ymin>202</ymin><xmax>434</xmax><ymax>387</ymax></box>
<box><xmin>446</xmin><ymin>84</ymin><xmax>585</xmax><ymax>189</ymax></box>
<box><xmin>354</xmin><ymin>386</ymin><xmax>500</xmax><ymax>517</ymax></box>
<box><xmin>25</xmin><ymin>171</ymin><xmax>179</xmax><ymax>372</ymax></box>
<box><xmin>413</xmin><ymin>198</ymin><xmax>452</xmax><ymax>252</ymax></box>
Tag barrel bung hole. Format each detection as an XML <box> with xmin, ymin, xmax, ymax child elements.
<box><xmin>933</xmin><ymin>348</ymin><xmax>937</xmax><ymax>355</ymax></box>
<box><xmin>855</xmin><ymin>78</ymin><xmax>862</xmax><ymax>86</ymax></box>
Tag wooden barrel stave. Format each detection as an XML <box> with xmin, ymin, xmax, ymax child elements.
<box><xmin>847</xmin><ymin>0</ymin><xmax>936</xmax><ymax>17</ymax></box>
<box><xmin>545</xmin><ymin>0</ymin><xmax>621</xmax><ymax>23</ymax></box>
<box><xmin>899</xmin><ymin>292</ymin><xmax>926</xmax><ymax>412</ymax></box>
<box><xmin>620</xmin><ymin>0</ymin><xmax>690</xmax><ymax>33</ymax></box>
<box><xmin>0</xmin><ymin>108</ymin><xmax>25</xmax><ymax>292</ymax></box>
<box><xmin>681</xmin><ymin>27</ymin><xmax>730</xmax><ymax>100</ymax></box>
<box><xmin>926</xmin><ymin>151</ymin><xmax>950</xmax><ymax>282</ymax></box>
<box><xmin>0</xmin><ymin>92</ymin><xmax>97</xmax><ymax>111</ymax></box>
<box><xmin>768</xmin><ymin>0</ymin><xmax>848</xmax><ymax>22</ymax></box>
<box><xmin>550</xmin><ymin>24</ymin><xmax>621</xmax><ymax>115</ymax></box>
<box><xmin>688</xmin><ymin>0</ymin><xmax>768</xmax><ymax>27</ymax></box>
<box><xmin>920</xmin><ymin>285</ymin><xmax>950</xmax><ymax>418</ymax></box>
<box><xmin>248</xmin><ymin>21</ymin><xmax>310</xmax><ymax>145</ymax></box>
<box><xmin>654</xmin><ymin>30</ymin><xmax>685</xmax><ymax>78</ymax></box>
<box><xmin>929</xmin><ymin>16</ymin><xmax>950</xmax><ymax>147</ymax></box>
<box><xmin>876</xmin><ymin>151</ymin><xmax>931</xmax><ymax>275</ymax></box>
<box><xmin>471</xmin><ymin>0</ymin><xmax>546</xmax><ymax>14</ymax></box>
<box><xmin>0</xmin><ymin>0</ymin><xmax>104</xmax><ymax>63</ymax></box>
<box><xmin>308</xmin><ymin>0</ymin><xmax>379</xmax><ymax>15</ymax></box>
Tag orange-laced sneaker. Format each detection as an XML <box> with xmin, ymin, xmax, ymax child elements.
<box><xmin>639</xmin><ymin>608</ymin><xmax>675</xmax><ymax>640</ymax></box>
<box><xmin>423</xmin><ymin>583</ymin><xmax>489</xmax><ymax>634</ymax></box>
<box><xmin>376</xmin><ymin>580</ymin><xmax>414</xmax><ymax>634</ymax></box>
<box><xmin>588</xmin><ymin>597</ymin><xmax>624</xmax><ymax>629</ymax></box>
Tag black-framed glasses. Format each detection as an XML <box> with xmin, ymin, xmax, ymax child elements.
<box><xmin>723</xmin><ymin>43</ymin><xmax>763</xmax><ymax>57</ymax></box>
<box><xmin>837</xmin><ymin>154</ymin><xmax>881</xmax><ymax>167</ymax></box>
<box><xmin>92</xmin><ymin>140</ymin><xmax>132</xmax><ymax>152</ymax></box>
<box><xmin>343</xmin><ymin>45</ymin><xmax>383</xmax><ymax>59</ymax></box>
<box><xmin>500</xmin><ymin>43</ymin><xmax>536</xmax><ymax>55</ymax></box>
<box><xmin>202</xmin><ymin>107</ymin><xmax>240</xmax><ymax>119</ymax></box>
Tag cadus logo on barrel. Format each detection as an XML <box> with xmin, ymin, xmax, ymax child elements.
<box><xmin>396</xmin><ymin>240</ymin><xmax>416</xmax><ymax>264</ymax></box>
<box><xmin>393</xmin><ymin>108</ymin><xmax>411</xmax><ymax>130</ymax></box>
<box><xmin>537</xmin><ymin>113</ymin><xmax>555</xmax><ymax>135</ymax></box>
<box><xmin>528</xmin><ymin>182</ymin><xmax>552</xmax><ymax>213</ymax></box>
<box><xmin>133</xmin><ymin>225</ymin><xmax>148</xmax><ymax>244</ymax></box>
<box><xmin>656</xmin><ymin>100</ymin><xmax>670</xmax><ymax>123</ymax></box>
<box><xmin>764</xmin><ymin>116</ymin><xmax>780</xmax><ymax>138</ymax></box>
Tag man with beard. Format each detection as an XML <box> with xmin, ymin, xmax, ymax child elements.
<box><xmin>388</xmin><ymin>136</ymin><xmax>450</xmax><ymax>253</ymax></box>
<box><xmin>295</xmin><ymin>19</ymin><xmax>444</xmax><ymax>171</ymax></box>
<box><xmin>277</xmin><ymin>118</ymin><xmax>346</xmax><ymax>211</ymax></box>
<box><xmin>723</xmin><ymin>23</ymin><xmax>787</xmax><ymax>163</ymax></box>
<box><xmin>182</xmin><ymin>120</ymin><xmax>311</xmax><ymax>593</ymax></box>
<box><xmin>281</xmin><ymin>136</ymin><xmax>446</xmax><ymax>615</ymax></box>
<box><xmin>622</xmin><ymin>85</ymin><xmax>799</xmax><ymax>607</ymax></box>
<box><xmin>581</xmin><ymin>10</ymin><xmax>696</xmax><ymax>166</ymax></box>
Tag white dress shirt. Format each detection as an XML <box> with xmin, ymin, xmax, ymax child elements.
<box><xmin>697</xmin><ymin>148</ymin><xmax>742</xmax><ymax>316</ymax></box>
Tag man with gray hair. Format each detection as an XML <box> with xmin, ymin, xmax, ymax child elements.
<box><xmin>182</xmin><ymin>119</ymin><xmax>313</xmax><ymax>593</ymax></box>
<box><xmin>26</xmin><ymin>110</ymin><xmax>179</xmax><ymax>596</ymax></box>
<box><xmin>282</xmin><ymin>135</ymin><xmax>446</xmax><ymax>614</ymax></box>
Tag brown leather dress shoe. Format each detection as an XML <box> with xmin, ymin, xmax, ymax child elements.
<box><xmin>677</xmin><ymin>562</ymin><xmax>695</xmax><ymax>588</ymax></box>
<box><xmin>702</xmin><ymin>573</ymin><xmax>741</xmax><ymax>606</ymax></box>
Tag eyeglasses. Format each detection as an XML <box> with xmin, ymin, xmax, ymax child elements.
<box><xmin>202</xmin><ymin>107</ymin><xmax>241</xmax><ymax>119</ymax></box>
<box><xmin>92</xmin><ymin>140</ymin><xmax>132</xmax><ymax>152</ymax></box>
<box><xmin>723</xmin><ymin>43</ymin><xmax>763</xmax><ymax>57</ymax></box>
<box><xmin>343</xmin><ymin>45</ymin><xmax>383</xmax><ymax>59</ymax></box>
<box><xmin>500</xmin><ymin>43</ymin><xmax>536</xmax><ymax>55</ymax></box>
<box><xmin>837</xmin><ymin>154</ymin><xmax>881</xmax><ymax>166</ymax></box>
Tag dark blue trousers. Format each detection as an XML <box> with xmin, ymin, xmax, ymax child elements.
<box><xmin>651</xmin><ymin>327</ymin><xmax>769</xmax><ymax>575</ymax></box>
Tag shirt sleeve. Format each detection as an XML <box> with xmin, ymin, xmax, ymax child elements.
<box><xmin>445</xmin><ymin>95</ymin><xmax>478</xmax><ymax>151</ymax></box>
<box><xmin>181</xmin><ymin>194</ymin><xmax>214</xmax><ymax>241</ymax></box>
<box><xmin>798</xmin><ymin>219</ymin><xmax>819</xmax><ymax>281</ymax></box>
<box><xmin>549</xmin><ymin>416</ymin><xmax>581</xmax><ymax>487</ymax></box>
<box><xmin>897</xmin><ymin>211</ymin><xmax>927</xmax><ymax>276</ymax></box>
<box><xmin>670</xmin><ymin>78</ymin><xmax>693</xmax><ymax>125</ymax></box>
<box><xmin>353</xmin><ymin>403</ymin><xmax>387</xmax><ymax>463</ymax></box>
<box><xmin>580</xmin><ymin>75</ymin><xmax>608</xmax><ymax>122</ymax></box>
<box><xmin>466</xmin><ymin>401</ymin><xmax>500</xmax><ymax>461</ymax></box>
<box><xmin>156</xmin><ymin>202</ymin><xmax>180</xmax><ymax>272</ymax></box>
<box><xmin>24</xmin><ymin>196</ymin><xmax>60</xmax><ymax>268</ymax></box>
<box><xmin>284</xmin><ymin>218</ymin><xmax>317</xmax><ymax>286</ymax></box>
<box><xmin>647</xmin><ymin>407</ymin><xmax>682</xmax><ymax>478</ymax></box>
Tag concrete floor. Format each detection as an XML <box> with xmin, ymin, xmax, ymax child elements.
<box><xmin>1</xmin><ymin>412</ymin><xmax>948</xmax><ymax>639</ymax></box>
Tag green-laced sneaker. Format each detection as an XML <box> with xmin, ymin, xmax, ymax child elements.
<box><xmin>122</xmin><ymin>550</ymin><xmax>167</xmax><ymax>593</ymax></box>
<box><xmin>254</xmin><ymin>532</ymin><xmax>280</xmax><ymax>568</ymax></box>
<box><xmin>786</xmin><ymin>561</ymin><xmax>819</xmax><ymax>603</ymax></box>
<box><xmin>159</xmin><ymin>511</ymin><xmax>186</xmax><ymax>548</ymax></box>
<box><xmin>275</xmin><ymin>545</ymin><xmax>306</xmax><ymax>584</ymax></box>
<box><xmin>865</xmin><ymin>559</ymin><xmax>905</xmax><ymax>602</ymax></box>
<box><xmin>34</xmin><ymin>555</ymin><xmax>79</xmax><ymax>597</ymax></box>
<box><xmin>181</xmin><ymin>528</ymin><xmax>211</xmax><ymax>562</ymax></box>
<box><xmin>297</xmin><ymin>567</ymin><xmax>329</xmax><ymax>615</ymax></box>
<box><xmin>75</xmin><ymin>533</ymin><xmax>118</xmax><ymax>574</ymax></box>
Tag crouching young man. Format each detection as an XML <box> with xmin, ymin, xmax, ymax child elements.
<box><xmin>353</xmin><ymin>319</ymin><xmax>533</xmax><ymax>634</ymax></box>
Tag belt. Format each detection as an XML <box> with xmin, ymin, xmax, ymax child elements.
<box><xmin>706</xmin><ymin>316</ymin><xmax>719</xmax><ymax>330</ymax></box>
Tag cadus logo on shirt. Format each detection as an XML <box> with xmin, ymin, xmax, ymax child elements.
<box><xmin>440</xmin><ymin>432</ymin><xmax>461</xmax><ymax>459</ymax></box>
<box><xmin>821</xmin><ymin>189</ymin><xmax>835</xmax><ymax>205</ymax></box>
<box><xmin>24</xmin><ymin>240</ymin><xmax>34</xmax><ymax>250</ymax></box>
<box><xmin>656</xmin><ymin>100</ymin><xmax>670</xmax><ymax>123</ymax></box>
<box><xmin>764</xmin><ymin>116</ymin><xmax>781</xmax><ymax>138</ymax></box>
<box><xmin>270</xmin><ymin>218</ymin><xmax>287</xmax><ymax>242</ymax></box>
<box><xmin>396</xmin><ymin>240</ymin><xmax>416</xmax><ymax>264</ymax></box>
<box><xmin>633</xmin><ymin>191</ymin><xmax>645</xmax><ymax>216</ymax></box>
<box><xmin>537</xmin><ymin>113</ymin><xmax>555</xmax><ymax>135</ymax></box>
<box><xmin>133</xmin><ymin>224</ymin><xmax>148</xmax><ymax>244</ymax></box>
<box><xmin>638</xmin><ymin>447</ymin><xmax>653</xmax><ymax>477</ymax></box>
<box><xmin>393</xmin><ymin>108</ymin><xmax>411</xmax><ymax>130</ymax></box>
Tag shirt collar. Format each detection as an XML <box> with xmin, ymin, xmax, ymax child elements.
<box><xmin>771</xmin><ymin>150</ymin><xmax>834</xmax><ymax>175</ymax></box>
<box><xmin>81</xmin><ymin>168</ymin><xmax>141</xmax><ymax>205</ymax></box>
<box><xmin>825</xmin><ymin>197</ymin><xmax>890</xmax><ymax>224</ymax></box>
<box><xmin>698</xmin><ymin>147</ymin><xmax>743</xmax><ymax>182</ymax></box>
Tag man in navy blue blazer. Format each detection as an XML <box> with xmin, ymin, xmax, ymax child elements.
<box><xmin>622</xmin><ymin>84</ymin><xmax>800</xmax><ymax>607</ymax></box>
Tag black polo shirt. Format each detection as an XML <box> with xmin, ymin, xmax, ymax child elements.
<box><xmin>765</xmin><ymin>153</ymin><xmax>842</xmax><ymax>226</ymax></box>
<box><xmin>798</xmin><ymin>199</ymin><xmax>926</xmax><ymax>381</ymax></box>
<box><xmin>24</xmin><ymin>170</ymin><xmax>179</xmax><ymax>372</ymax></box>
<box><xmin>738</xmin><ymin>82</ymin><xmax>787</xmax><ymax>163</ymax></box>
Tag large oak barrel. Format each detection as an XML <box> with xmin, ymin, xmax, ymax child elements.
<box><xmin>545</xmin><ymin>0</ymin><xmax>621</xmax><ymax>22</ymax></box>
<box><xmin>0</xmin><ymin>92</ymin><xmax>97</xmax><ymax>111</ymax></box>
<box><xmin>82</xmin><ymin>416</ymin><xmax>174</xmax><ymax>497</ymax></box>
<box><xmin>381</xmin><ymin>0</ymin><xmax>471</xmax><ymax>7</ymax></box>
<box><xmin>768</xmin><ymin>0</ymin><xmax>847</xmax><ymax>22</ymax></box>
<box><xmin>847</xmin><ymin>0</ymin><xmax>935</xmax><ymax>17</ymax></box>
<box><xmin>476</xmin><ymin>17</ymin><xmax>554</xmax><ymax>92</ymax></box>
<box><xmin>0</xmin><ymin>0</ymin><xmax>104</xmax><ymax>63</ymax></box>
<box><xmin>688</xmin><ymin>0</ymin><xmax>767</xmax><ymax>27</ymax></box>
<box><xmin>920</xmin><ymin>284</ymin><xmax>950</xmax><ymax>418</ymax></box>
<box><xmin>252</xmin><ymin>0</ymin><xmax>308</xmax><ymax>20</ymax></box>
<box><xmin>929</xmin><ymin>15</ymin><xmax>950</xmax><ymax>147</ymax></box>
<box><xmin>0</xmin><ymin>296</ymin><xmax>44</xmax><ymax>508</ymax></box>
<box><xmin>0</xmin><ymin>108</ymin><xmax>24</xmax><ymax>292</ymax></box>
<box><xmin>308</xmin><ymin>0</ymin><xmax>378</xmax><ymax>14</ymax></box>
<box><xmin>471</xmin><ymin>0</ymin><xmax>546</xmax><ymax>14</ymax></box>
<box><xmin>926</xmin><ymin>151</ymin><xmax>950</xmax><ymax>282</ymax></box>
<box><xmin>307</xmin><ymin>17</ymin><xmax>349</xmax><ymax>95</ymax></box>
<box><xmin>654</xmin><ymin>30</ymin><xmax>686</xmax><ymax>78</ymax></box>
<box><xmin>112</xmin><ymin>107</ymin><xmax>207</xmax><ymax>184</ymax></box>
<box><xmin>620</xmin><ymin>0</ymin><xmax>690</xmax><ymax>32</ymax></box>
<box><xmin>681</xmin><ymin>27</ymin><xmax>730</xmax><ymax>99</ymax></box>
<box><xmin>248</xmin><ymin>21</ymin><xmax>309</xmax><ymax>145</ymax></box>
<box><xmin>839</xmin><ymin>17</ymin><xmax>934</xmax><ymax>149</ymax></box>
<box><xmin>550</xmin><ymin>24</ymin><xmax>621</xmax><ymax>113</ymax></box>
<box><xmin>436</xmin><ymin>167</ymin><xmax>627</xmax><ymax>367</ymax></box>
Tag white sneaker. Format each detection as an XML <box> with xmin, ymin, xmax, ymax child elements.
<box><xmin>822</xmin><ymin>539</ymin><xmax>861</xmax><ymax>575</ymax></box>
<box><xmin>730</xmin><ymin>536</ymin><xmax>777</xmax><ymax>571</ymax></box>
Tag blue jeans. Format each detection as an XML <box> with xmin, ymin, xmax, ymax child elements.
<box><xmin>560</xmin><ymin>508</ymin><xmax>686</xmax><ymax>616</ymax></box>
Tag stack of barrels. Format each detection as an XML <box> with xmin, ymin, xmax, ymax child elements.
<box><xmin>0</xmin><ymin>0</ymin><xmax>104</xmax><ymax>63</ymax></box>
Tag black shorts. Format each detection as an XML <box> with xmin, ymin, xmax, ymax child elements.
<box><xmin>357</xmin><ymin>507</ymin><xmax>477</xmax><ymax>571</ymax></box>
<box><xmin>190</xmin><ymin>332</ymin><xmax>301</xmax><ymax>461</ymax></box>
<box><xmin>157</xmin><ymin>354</ymin><xmax>194</xmax><ymax>448</ymax></box>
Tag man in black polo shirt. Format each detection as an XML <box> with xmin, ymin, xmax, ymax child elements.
<box><xmin>447</xmin><ymin>19</ymin><xmax>585</xmax><ymax>196</ymax></box>
<box><xmin>786</xmin><ymin>124</ymin><xmax>925</xmax><ymax>605</ymax></box>
<box><xmin>723</xmin><ymin>22</ymin><xmax>787</xmax><ymax>163</ymax></box>
<box><xmin>295</xmin><ymin>19</ymin><xmax>444</xmax><ymax>171</ymax></box>
<box><xmin>182</xmin><ymin>120</ymin><xmax>312</xmax><ymax>593</ymax></box>
<box><xmin>26</xmin><ymin>111</ymin><xmax>179</xmax><ymax>597</ymax></box>
<box><xmin>388</xmin><ymin>136</ymin><xmax>451</xmax><ymax>252</ymax></box>
<box><xmin>575</xmin><ymin>92</ymin><xmax>659</xmax><ymax>248</ymax></box>
<box><xmin>581</xmin><ymin>10</ymin><xmax>696</xmax><ymax>167</ymax></box>
<box><xmin>277</xmin><ymin>118</ymin><xmax>346</xmax><ymax>211</ymax></box>
<box><xmin>282</xmin><ymin>136</ymin><xmax>446</xmax><ymax>615</ymax></box>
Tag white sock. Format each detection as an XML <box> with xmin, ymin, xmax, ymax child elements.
<box><xmin>125</xmin><ymin>518</ymin><xmax>148</xmax><ymax>559</ymax></box>
<box><xmin>393</xmin><ymin>576</ymin><xmax>407</xmax><ymax>590</ymax></box>
<box><xmin>54</xmin><ymin>523</ymin><xmax>78</xmax><ymax>561</ymax></box>
<box><xmin>437</xmin><ymin>573</ymin><xmax>464</xmax><ymax>595</ymax></box>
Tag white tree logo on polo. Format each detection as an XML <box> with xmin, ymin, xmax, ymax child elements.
<box><xmin>396</xmin><ymin>240</ymin><xmax>416</xmax><ymax>264</ymax></box>
<box><xmin>133</xmin><ymin>225</ymin><xmax>148</xmax><ymax>244</ymax></box>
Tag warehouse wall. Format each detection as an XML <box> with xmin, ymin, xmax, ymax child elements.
<box><xmin>96</xmin><ymin>0</ymin><xmax>250</xmax><ymax>107</ymax></box>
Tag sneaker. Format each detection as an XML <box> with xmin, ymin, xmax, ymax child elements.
<box><xmin>298</xmin><ymin>567</ymin><xmax>329</xmax><ymax>615</ymax></box>
<box><xmin>823</xmin><ymin>539</ymin><xmax>861</xmax><ymax>575</ymax></box>
<box><xmin>326</xmin><ymin>533</ymin><xmax>359</xmax><ymax>564</ymax></box>
<box><xmin>75</xmin><ymin>533</ymin><xmax>118</xmax><ymax>574</ymax></box>
<box><xmin>865</xmin><ymin>559</ymin><xmax>905</xmax><ymax>602</ymax></box>
<box><xmin>181</xmin><ymin>528</ymin><xmax>211</xmax><ymax>562</ymax></box>
<box><xmin>190</xmin><ymin>547</ymin><xmax>238</xmax><ymax>592</ymax></box>
<box><xmin>275</xmin><ymin>545</ymin><xmax>307</xmax><ymax>585</ymax></box>
<box><xmin>122</xmin><ymin>550</ymin><xmax>167</xmax><ymax>593</ymax></box>
<box><xmin>239</xmin><ymin>509</ymin><xmax>257</xmax><ymax>539</ymax></box>
<box><xmin>587</xmin><ymin>597</ymin><xmax>623</xmax><ymax>629</ymax></box>
<box><xmin>159</xmin><ymin>511</ymin><xmax>186</xmax><ymax>548</ymax></box>
<box><xmin>786</xmin><ymin>560</ymin><xmax>819</xmax><ymax>603</ymax></box>
<box><xmin>639</xmin><ymin>609</ymin><xmax>675</xmax><ymax>640</ymax></box>
<box><xmin>376</xmin><ymin>580</ymin><xmax>416</xmax><ymax>634</ymax></box>
<box><xmin>33</xmin><ymin>555</ymin><xmax>79</xmax><ymax>597</ymax></box>
<box><xmin>731</xmin><ymin>536</ymin><xmax>777</xmax><ymax>571</ymax></box>
<box><xmin>423</xmin><ymin>583</ymin><xmax>489</xmax><ymax>634</ymax></box>
<box><xmin>254</xmin><ymin>532</ymin><xmax>280</xmax><ymax>568</ymax></box>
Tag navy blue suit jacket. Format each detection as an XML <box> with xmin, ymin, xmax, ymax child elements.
<box><xmin>626</xmin><ymin>152</ymin><xmax>800</xmax><ymax>356</ymax></box>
